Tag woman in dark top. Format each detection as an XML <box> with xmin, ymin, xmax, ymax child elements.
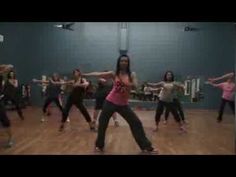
<box><xmin>0</xmin><ymin>64</ymin><xmax>14</xmax><ymax>148</ymax></box>
<box><xmin>59</xmin><ymin>69</ymin><xmax>95</xmax><ymax>132</ymax></box>
<box><xmin>3</xmin><ymin>70</ymin><xmax>24</xmax><ymax>120</ymax></box>
<box><xmin>92</xmin><ymin>77</ymin><xmax>119</xmax><ymax>127</ymax></box>
<box><xmin>33</xmin><ymin>73</ymin><xmax>64</xmax><ymax>122</ymax></box>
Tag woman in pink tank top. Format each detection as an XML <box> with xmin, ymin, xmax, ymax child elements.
<box><xmin>208</xmin><ymin>73</ymin><xmax>235</xmax><ymax>122</ymax></box>
<box><xmin>83</xmin><ymin>55</ymin><xmax>158</xmax><ymax>154</ymax></box>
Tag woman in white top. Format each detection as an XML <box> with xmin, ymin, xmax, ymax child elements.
<box><xmin>148</xmin><ymin>71</ymin><xmax>186</xmax><ymax>132</ymax></box>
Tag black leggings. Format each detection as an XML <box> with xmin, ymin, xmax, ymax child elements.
<box><xmin>4</xmin><ymin>96</ymin><xmax>23</xmax><ymax>119</ymax></box>
<box><xmin>61</xmin><ymin>95</ymin><xmax>92</xmax><ymax>123</ymax></box>
<box><xmin>218</xmin><ymin>98</ymin><xmax>235</xmax><ymax>120</ymax></box>
<box><xmin>43</xmin><ymin>97</ymin><xmax>63</xmax><ymax>114</ymax></box>
<box><xmin>95</xmin><ymin>100</ymin><xmax>153</xmax><ymax>151</ymax></box>
<box><xmin>0</xmin><ymin>102</ymin><xmax>10</xmax><ymax>128</ymax></box>
<box><xmin>165</xmin><ymin>98</ymin><xmax>185</xmax><ymax>121</ymax></box>
<box><xmin>155</xmin><ymin>100</ymin><xmax>181</xmax><ymax>124</ymax></box>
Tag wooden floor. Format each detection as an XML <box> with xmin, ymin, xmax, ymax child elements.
<box><xmin>0</xmin><ymin>106</ymin><xmax>235</xmax><ymax>155</ymax></box>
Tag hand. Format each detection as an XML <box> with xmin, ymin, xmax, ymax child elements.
<box><xmin>8</xmin><ymin>64</ymin><xmax>14</xmax><ymax>69</ymax></box>
<box><xmin>67</xmin><ymin>80</ymin><xmax>74</xmax><ymax>84</ymax></box>
<box><xmin>205</xmin><ymin>81</ymin><xmax>213</xmax><ymax>85</ymax></box>
<box><xmin>120</xmin><ymin>79</ymin><xmax>130</xmax><ymax>86</ymax></box>
<box><xmin>32</xmin><ymin>79</ymin><xmax>37</xmax><ymax>82</ymax></box>
<box><xmin>99</xmin><ymin>78</ymin><xmax>107</xmax><ymax>83</ymax></box>
<box><xmin>81</xmin><ymin>73</ymin><xmax>86</xmax><ymax>77</ymax></box>
<box><xmin>208</xmin><ymin>78</ymin><xmax>214</xmax><ymax>82</ymax></box>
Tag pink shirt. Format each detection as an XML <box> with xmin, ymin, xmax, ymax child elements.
<box><xmin>106</xmin><ymin>76</ymin><xmax>131</xmax><ymax>106</ymax></box>
<box><xmin>216</xmin><ymin>82</ymin><xmax>235</xmax><ymax>101</ymax></box>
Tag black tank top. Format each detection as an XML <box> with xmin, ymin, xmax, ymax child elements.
<box><xmin>3</xmin><ymin>80</ymin><xmax>18</xmax><ymax>98</ymax></box>
<box><xmin>95</xmin><ymin>80</ymin><xmax>113</xmax><ymax>98</ymax></box>
<box><xmin>0</xmin><ymin>75</ymin><xmax>3</xmax><ymax>93</ymax></box>
<box><xmin>70</xmin><ymin>78</ymin><xmax>86</xmax><ymax>101</ymax></box>
<box><xmin>46</xmin><ymin>84</ymin><xmax>62</xmax><ymax>98</ymax></box>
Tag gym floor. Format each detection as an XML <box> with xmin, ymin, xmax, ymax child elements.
<box><xmin>0</xmin><ymin>106</ymin><xmax>234</xmax><ymax>155</ymax></box>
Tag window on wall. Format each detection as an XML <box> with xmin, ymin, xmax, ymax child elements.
<box><xmin>119</xmin><ymin>23</ymin><xmax>128</xmax><ymax>55</ymax></box>
<box><xmin>0</xmin><ymin>34</ymin><xmax>3</xmax><ymax>42</ymax></box>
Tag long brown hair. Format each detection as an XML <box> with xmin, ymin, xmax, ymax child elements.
<box><xmin>115</xmin><ymin>55</ymin><xmax>132</xmax><ymax>81</ymax></box>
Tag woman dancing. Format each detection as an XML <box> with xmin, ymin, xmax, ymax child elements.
<box><xmin>83</xmin><ymin>55</ymin><xmax>158</xmax><ymax>154</ymax></box>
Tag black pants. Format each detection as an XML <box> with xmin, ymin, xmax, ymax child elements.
<box><xmin>218</xmin><ymin>98</ymin><xmax>235</xmax><ymax>121</ymax></box>
<box><xmin>61</xmin><ymin>95</ymin><xmax>92</xmax><ymax>123</ymax></box>
<box><xmin>95</xmin><ymin>100</ymin><xmax>153</xmax><ymax>151</ymax></box>
<box><xmin>0</xmin><ymin>101</ymin><xmax>10</xmax><ymax>128</ymax></box>
<box><xmin>95</xmin><ymin>96</ymin><xmax>106</xmax><ymax>110</ymax></box>
<box><xmin>144</xmin><ymin>94</ymin><xmax>153</xmax><ymax>101</ymax></box>
<box><xmin>153</xmin><ymin>95</ymin><xmax>159</xmax><ymax>102</ymax></box>
<box><xmin>155</xmin><ymin>100</ymin><xmax>181</xmax><ymax>124</ymax></box>
<box><xmin>4</xmin><ymin>96</ymin><xmax>23</xmax><ymax>119</ymax></box>
<box><xmin>165</xmin><ymin>98</ymin><xmax>185</xmax><ymax>121</ymax></box>
<box><xmin>43</xmin><ymin>97</ymin><xmax>63</xmax><ymax>114</ymax></box>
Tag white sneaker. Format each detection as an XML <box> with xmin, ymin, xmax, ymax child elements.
<box><xmin>179</xmin><ymin>126</ymin><xmax>187</xmax><ymax>133</ymax></box>
<box><xmin>41</xmin><ymin>114</ymin><xmax>48</xmax><ymax>122</ymax></box>
<box><xmin>8</xmin><ymin>140</ymin><xmax>14</xmax><ymax>147</ymax></box>
<box><xmin>141</xmin><ymin>148</ymin><xmax>159</xmax><ymax>155</ymax></box>
<box><xmin>41</xmin><ymin>118</ymin><xmax>45</xmax><ymax>122</ymax></box>
<box><xmin>153</xmin><ymin>127</ymin><xmax>159</xmax><ymax>132</ymax></box>
<box><xmin>5</xmin><ymin>140</ymin><xmax>14</xmax><ymax>148</ymax></box>
<box><xmin>66</xmin><ymin>117</ymin><xmax>70</xmax><ymax>123</ymax></box>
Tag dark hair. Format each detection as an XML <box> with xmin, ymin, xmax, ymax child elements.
<box><xmin>7</xmin><ymin>70</ymin><xmax>16</xmax><ymax>79</ymax></box>
<box><xmin>73</xmin><ymin>68</ymin><xmax>81</xmax><ymax>75</ymax></box>
<box><xmin>0</xmin><ymin>75</ymin><xmax>3</xmax><ymax>91</ymax></box>
<box><xmin>52</xmin><ymin>73</ymin><xmax>60</xmax><ymax>81</ymax></box>
<box><xmin>115</xmin><ymin>54</ymin><xmax>132</xmax><ymax>80</ymax></box>
<box><xmin>73</xmin><ymin>68</ymin><xmax>83</xmax><ymax>83</ymax></box>
<box><xmin>163</xmin><ymin>71</ymin><xmax>174</xmax><ymax>82</ymax></box>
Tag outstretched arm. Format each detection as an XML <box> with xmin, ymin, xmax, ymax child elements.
<box><xmin>32</xmin><ymin>79</ymin><xmax>50</xmax><ymax>84</ymax></box>
<box><xmin>149</xmin><ymin>87</ymin><xmax>162</xmax><ymax>92</ymax></box>
<box><xmin>49</xmin><ymin>79</ymin><xmax>73</xmax><ymax>85</ymax></box>
<box><xmin>147</xmin><ymin>81</ymin><xmax>164</xmax><ymax>88</ymax></box>
<box><xmin>82</xmin><ymin>71</ymin><xmax>115</xmax><ymax>79</ymax></box>
<box><xmin>207</xmin><ymin>81</ymin><xmax>222</xmax><ymax>88</ymax></box>
<box><xmin>173</xmin><ymin>82</ymin><xmax>185</xmax><ymax>91</ymax></box>
<box><xmin>208</xmin><ymin>72</ymin><xmax>234</xmax><ymax>82</ymax></box>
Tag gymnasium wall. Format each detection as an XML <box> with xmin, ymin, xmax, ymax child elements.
<box><xmin>0</xmin><ymin>22</ymin><xmax>235</xmax><ymax>109</ymax></box>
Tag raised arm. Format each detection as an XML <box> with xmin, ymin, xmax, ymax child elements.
<box><xmin>82</xmin><ymin>71</ymin><xmax>115</xmax><ymax>79</ymax></box>
<box><xmin>208</xmin><ymin>72</ymin><xmax>234</xmax><ymax>83</ymax></box>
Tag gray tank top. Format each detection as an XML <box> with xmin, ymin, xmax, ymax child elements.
<box><xmin>159</xmin><ymin>82</ymin><xmax>175</xmax><ymax>102</ymax></box>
